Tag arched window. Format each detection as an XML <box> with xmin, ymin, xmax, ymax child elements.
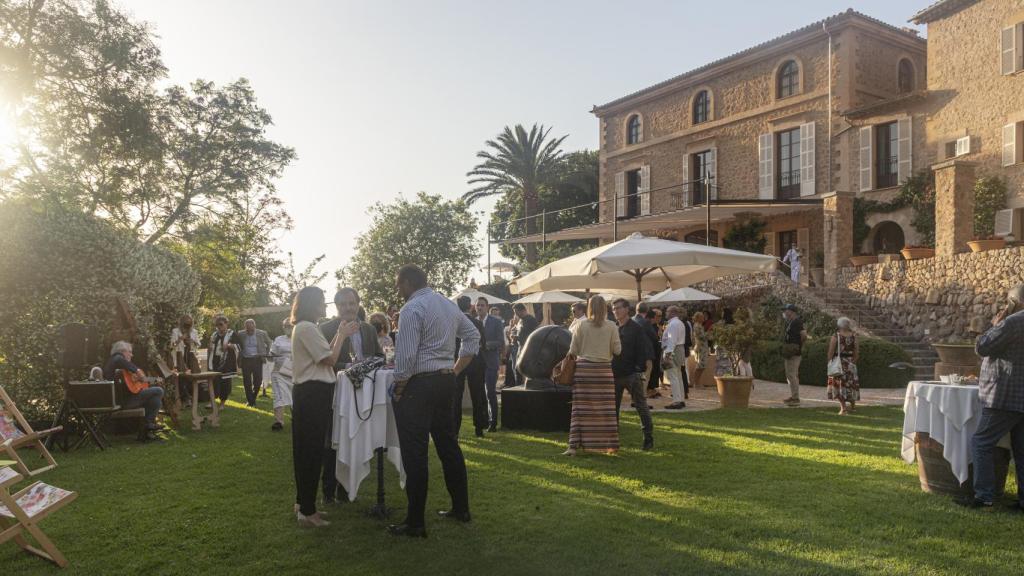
<box><xmin>777</xmin><ymin>60</ymin><xmax>799</xmax><ymax>99</ymax></box>
<box><xmin>693</xmin><ymin>90</ymin><xmax>710</xmax><ymax>125</ymax></box>
<box><xmin>626</xmin><ymin>115</ymin><xmax>641</xmax><ymax>144</ymax></box>
<box><xmin>898</xmin><ymin>59</ymin><xmax>915</xmax><ymax>94</ymax></box>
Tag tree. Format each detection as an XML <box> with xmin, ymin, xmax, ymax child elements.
<box><xmin>464</xmin><ymin>124</ymin><xmax>566</xmax><ymax>265</ymax></box>
<box><xmin>488</xmin><ymin>149</ymin><xmax>599</xmax><ymax>269</ymax></box>
<box><xmin>276</xmin><ymin>252</ymin><xmax>328</xmax><ymax>304</ymax></box>
<box><xmin>346</xmin><ymin>193</ymin><xmax>480</xmax><ymax>312</ymax></box>
<box><xmin>722</xmin><ymin>212</ymin><xmax>768</xmax><ymax>254</ymax></box>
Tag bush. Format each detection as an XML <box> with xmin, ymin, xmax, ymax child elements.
<box><xmin>751</xmin><ymin>337</ymin><xmax>912</xmax><ymax>389</ymax></box>
<box><xmin>758</xmin><ymin>294</ymin><xmax>837</xmax><ymax>340</ymax></box>
<box><xmin>0</xmin><ymin>203</ymin><xmax>200</xmax><ymax>420</ymax></box>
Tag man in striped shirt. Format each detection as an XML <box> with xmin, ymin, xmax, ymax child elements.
<box><xmin>388</xmin><ymin>265</ymin><xmax>480</xmax><ymax>538</ymax></box>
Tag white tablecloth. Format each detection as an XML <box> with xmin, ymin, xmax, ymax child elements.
<box><xmin>332</xmin><ymin>369</ymin><xmax>405</xmax><ymax>501</ymax></box>
<box><xmin>901</xmin><ymin>381</ymin><xmax>1010</xmax><ymax>484</ymax></box>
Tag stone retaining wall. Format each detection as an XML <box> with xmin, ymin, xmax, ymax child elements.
<box><xmin>836</xmin><ymin>246</ymin><xmax>1024</xmax><ymax>341</ymax></box>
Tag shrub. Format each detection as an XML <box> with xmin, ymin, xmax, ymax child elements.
<box><xmin>758</xmin><ymin>294</ymin><xmax>837</xmax><ymax>340</ymax></box>
<box><xmin>973</xmin><ymin>176</ymin><xmax>1007</xmax><ymax>239</ymax></box>
<box><xmin>751</xmin><ymin>337</ymin><xmax>912</xmax><ymax>389</ymax></box>
<box><xmin>0</xmin><ymin>202</ymin><xmax>200</xmax><ymax>420</ymax></box>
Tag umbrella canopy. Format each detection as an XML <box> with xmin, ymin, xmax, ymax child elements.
<box><xmin>509</xmin><ymin>233</ymin><xmax>776</xmax><ymax>300</ymax></box>
<box><xmin>646</xmin><ymin>287</ymin><xmax>720</xmax><ymax>304</ymax></box>
<box><xmin>512</xmin><ymin>291</ymin><xmax>583</xmax><ymax>304</ymax></box>
<box><xmin>450</xmin><ymin>288</ymin><xmax>510</xmax><ymax>305</ymax></box>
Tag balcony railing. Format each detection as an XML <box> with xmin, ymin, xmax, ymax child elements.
<box><xmin>876</xmin><ymin>155</ymin><xmax>899</xmax><ymax>189</ymax></box>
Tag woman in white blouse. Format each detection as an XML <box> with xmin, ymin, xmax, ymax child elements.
<box><xmin>270</xmin><ymin>317</ymin><xmax>294</xmax><ymax>431</ymax></box>
<box><xmin>170</xmin><ymin>315</ymin><xmax>201</xmax><ymax>405</ymax></box>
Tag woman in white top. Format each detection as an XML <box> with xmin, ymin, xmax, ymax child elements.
<box><xmin>169</xmin><ymin>315</ymin><xmax>201</xmax><ymax>405</ymax></box>
<box><xmin>289</xmin><ymin>286</ymin><xmax>355</xmax><ymax>528</ymax></box>
<box><xmin>564</xmin><ymin>295</ymin><xmax>622</xmax><ymax>456</ymax></box>
<box><xmin>270</xmin><ymin>317</ymin><xmax>294</xmax><ymax>431</ymax></box>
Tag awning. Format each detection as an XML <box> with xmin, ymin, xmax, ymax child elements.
<box><xmin>502</xmin><ymin>199</ymin><xmax>822</xmax><ymax>244</ymax></box>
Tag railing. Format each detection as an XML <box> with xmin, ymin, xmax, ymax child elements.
<box><xmin>876</xmin><ymin>155</ymin><xmax>898</xmax><ymax>188</ymax></box>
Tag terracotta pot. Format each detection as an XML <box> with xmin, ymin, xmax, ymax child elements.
<box><xmin>931</xmin><ymin>343</ymin><xmax>980</xmax><ymax>366</ymax></box>
<box><xmin>849</xmin><ymin>255</ymin><xmax>878</xmax><ymax>266</ymax></box>
<box><xmin>967</xmin><ymin>238</ymin><xmax>1007</xmax><ymax>252</ymax></box>
<box><xmin>901</xmin><ymin>247</ymin><xmax>935</xmax><ymax>260</ymax></box>
<box><xmin>810</xmin><ymin>268</ymin><xmax>825</xmax><ymax>287</ymax></box>
<box><xmin>714</xmin><ymin>376</ymin><xmax>753</xmax><ymax>408</ymax></box>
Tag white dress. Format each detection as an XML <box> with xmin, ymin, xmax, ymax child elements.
<box><xmin>270</xmin><ymin>335</ymin><xmax>293</xmax><ymax>409</ymax></box>
<box><xmin>782</xmin><ymin>248</ymin><xmax>801</xmax><ymax>283</ymax></box>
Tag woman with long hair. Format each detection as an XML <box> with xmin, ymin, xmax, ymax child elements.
<box><xmin>270</xmin><ymin>317</ymin><xmax>294</xmax><ymax>431</ymax></box>
<box><xmin>826</xmin><ymin>317</ymin><xmax>860</xmax><ymax>415</ymax></box>
<box><xmin>289</xmin><ymin>286</ymin><xmax>352</xmax><ymax>527</ymax></box>
<box><xmin>564</xmin><ymin>295</ymin><xmax>622</xmax><ymax>456</ymax></box>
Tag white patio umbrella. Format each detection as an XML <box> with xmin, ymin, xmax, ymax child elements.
<box><xmin>513</xmin><ymin>291</ymin><xmax>582</xmax><ymax>326</ymax></box>
<box><xmin>450</xmin><ymin>288</ymin><xmax>510</xmax><ymax>305</ymax></box>
<box><xmin>509</xmin><ymin>233</ymin><xmax>776</xmax><ymax>301</ymax></box>
<box><xmin>646</xmin><ymin>287</ymin><xmax>720</xmax><ymax>304</ymax></box>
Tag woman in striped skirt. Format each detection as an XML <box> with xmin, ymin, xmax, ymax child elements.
<box><xmin>564</xmin><ymin>295</ymin><xmax>622</xmax><ymax>455</ymax></box>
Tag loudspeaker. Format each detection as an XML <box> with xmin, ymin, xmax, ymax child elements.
<box><xmin>58</xmin><ymin>323</ymin><xmax>99</xmax><ymax>369</ymax></box>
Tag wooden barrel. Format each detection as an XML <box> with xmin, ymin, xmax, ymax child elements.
<box><xmin>915</xmin><ymin>432</ymin><xmax>1009</xmax><ymax>497</ymax></box>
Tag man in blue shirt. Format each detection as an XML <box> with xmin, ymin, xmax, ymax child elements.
<box><xmin>475</xmin><ymin>296</ymin><xmax>505</xmax><ymax>431</ymax></box>
<box><xmin>964</xmin><ymin>285</ymin><xmax>1024</xmax><ymax>510</ymax></box>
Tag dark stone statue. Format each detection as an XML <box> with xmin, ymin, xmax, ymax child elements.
<box><xmin>514</xmin><ymin>325</ymin><xmax>572</xmax><ymax>391</ymax></box>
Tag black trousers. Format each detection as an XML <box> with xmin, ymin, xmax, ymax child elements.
<box><xmin>291</xmin><ymin>380</ymin><xmax>334</xmax><ymax>516</ymax></box>
<box><xmin>322</xmin><ymin>385</ymin><xmax>339</xmax><ymax>503</ymax></box>
<box><xmin>503</xmin><ymin>347</ymin><xmax>518</xmax><ymax>388</ymax></box>
<box><xmin>394</xmin><ymin>373</ymin><xmax>469</xmax><ymax>528</ymax></box>
<box><xmin>215</xmin><ymin>375</ymin><xmax>233</xmax><ymax>402</ymax></box>
<box><xmin>455</xmin><ymin>362</ymin><xmax>488</xmax><ymax>434</ymax></box>
<box><xmin>240</xmin><ymin>356</ymin><xmax>263</xmax><ymax>406</ymax></box>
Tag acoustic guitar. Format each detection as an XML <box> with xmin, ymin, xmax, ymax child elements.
<box><xmin>122</xmin><ymin>370</ymin><xmax>160</xmax><ymax>395</ymax></box>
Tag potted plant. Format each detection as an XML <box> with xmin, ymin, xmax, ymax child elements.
<box><xmin>901</xmin><ymin>245</ymin><xmax>935</xmax><ymax>260</ymax></box>
<box><xmin>809</xmin><ymin>250</ymin><xmax>825</xmax><ymax>287</ymax></box>
<box><xmin>931</xmin><ymin>338</ymin><xmax>980</xmax><ymax>366</ymax></box>
<box><xmin>712</xmin><ymin>308</ymin><xmax>758</xmax><ymax>408</ymax></box>
<box><xmin>967</xmin><ymin>235</ymin><xmax>1007</xmax><ymax>253</ymax></box>
<box><xmin>849</xmin><ymin>254</ymin><xmax>878</xmax><ymax>266</ymax></box>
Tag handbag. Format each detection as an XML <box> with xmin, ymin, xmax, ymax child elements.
<box><xmin>827</xmin><ymin>333</ymin><xmax>844</xmax><ymax>377</ymax></box>
<box><xmin>555</xmin><ymin>354</ymin><xmax>577</xmax><ymax>386</ymax></box>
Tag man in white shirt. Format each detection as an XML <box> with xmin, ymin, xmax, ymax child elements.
<box><xmin>661</xmin><ymin>306</ymin><xmax>691</xmax><ymax>409</ymax></box>
<box><xmin>782</xmin><ymin>243</ymin><xmax>801</xmax><ymax>284</ymax></box>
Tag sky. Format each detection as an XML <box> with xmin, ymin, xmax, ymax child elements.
<box><xmin>118</xmin><ymin>0</ymin><xmax>926</xmax><ymax>291</ymax></box>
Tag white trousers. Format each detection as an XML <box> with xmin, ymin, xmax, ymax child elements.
<box><xmin>665</xmin><ymin>345</ymin><xmax>688</xmax><ymax>403</ymax></box>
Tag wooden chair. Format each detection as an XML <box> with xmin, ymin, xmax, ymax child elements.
<box><xmin>0</xmin><ymin>465</ymin><xmax>77</xmax><ymax>568</ymax></box>
<box><xmin>0</xmin><ymin>386</ymin><xmax>61</xmax><ymax>477</ymax></box>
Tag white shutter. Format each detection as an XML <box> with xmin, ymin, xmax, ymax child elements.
<box><xmin>1003</xmin><ymin>123</ymin><xmax>1018</xmax><ymax>166</ymax></box>
<box><xmin>994</xmin><ymin>208</ymin><xmax>1017</xmax><ymax>237</ymax></box>
<box><xmin>859</xmin><ymin>126</ymin><xmax>873</xmax><ymax>192</ymax></box>
<box><xmin>758</xmin><ymin>133</ymin><xmax>773</xmax><ymax>199</ymax></box>
<box><xmin>897</xmin><ymin>117</ymin><xmax>912</xmax><ymax>185</ymax></box>
<box><xmin>707</xmin><ymin>147</ymin><xmax>717</xmax><ymax>201</ymax></box>
<box><xmin>681</xmin><ymin>154</ymin><xmax>691</xmax><ymax>207</ymax></box>
<box><xmin>639</xmin><ymin>164</ymin><xmax>651</xmax><ymax>215</ymax></box>
<box><xmin>1003</xmin><ymin>25</ymin><xmax>1018</xmax><ymax>75</ymax></box>
<box><xmin>799</xmin><ymin>122</ymin><xmax>815</xmax><ymax>197</ymax></box>
<box><xmin>614</xmin><ymin>171</ymin><xmax>625</xmax><ymax>218</ymax></box>
<box><xmin>955</xmin><ymin>136</ymin><xmax>971</xmax><ymax>157</ymax></box>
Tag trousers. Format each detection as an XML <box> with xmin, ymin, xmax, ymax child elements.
<box><xmin>665</xmin><ymin>345</ymin><xmax>689</xmax><ymax>403</ymax></box>
<box><xmin>971</xmin><ymin>407</ymin><xmax>1024</xmax><ymax>503</ymax></box>
<box><xmin>455</xmin><ymin>361</ymin><xmax>489</xmax><ymax>434</ymax></box>
<box><xmin>240</xmin><ymin>356</ymin><xmax>263</xmax><ymax>406</ymax></box>
<box><xmin>394</xmin><ymin>373</ymin><xmax>469</xmax><ymax>528</ymax></box>
<box><xmin>614</xmin><ymin>373</ymin><xmax>653</xmax><ymax>437</ymax></box>
<box><xmin>291</xmin><ymin>379</ymin><xmax>334</xmax><ymax>516</ymax></box>
<box><xmin>125</xmin><ymin>386</ymin><xmax>165</xmax><ymax>424</ymax></box>
<box><xmin>784</xmin><ymin>355</ymin><xmax>802</xmax><ymax>399</ymax></box>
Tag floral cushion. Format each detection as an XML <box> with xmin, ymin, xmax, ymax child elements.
<box><xmin>0</xmin><ymin>411</ymin><xmax>23</xmax><ymax>441</ymax></box>
<box><xmin>0</xmin><ymin>481</ymin><xmax>73</xmax><ymax>519</ymax></box>
<box><xmin>0</xmin><ymin>466</ymin><xmax>19</xmax><ymax>485</ymax></box>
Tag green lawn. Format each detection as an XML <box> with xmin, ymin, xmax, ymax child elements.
<box><xmin>4</xmin><ymin>382</ymin><xmax>1022</xmax><ymax>576</ymax></box>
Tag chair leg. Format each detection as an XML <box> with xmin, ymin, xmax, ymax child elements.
<box><xmin>23</xmin><ymin>522</ymin><xmax>68</xmax><ymax>568</ymax></box>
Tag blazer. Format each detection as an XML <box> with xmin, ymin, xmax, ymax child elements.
<box><xmin>231</xmin><ymin>329</ymin><xmax>272</xmax><ymax>359</ymax></box>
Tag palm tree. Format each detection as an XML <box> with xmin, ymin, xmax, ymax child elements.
<box><xmin>464</xmin><ymin>124</ymin><xmax>567</xmax><ymax>265</ymax></box>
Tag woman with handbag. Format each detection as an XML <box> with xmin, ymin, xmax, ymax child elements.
<box><xmin>562</xmin><ymin>295</ymin><xmax>622</xmax><ymax>456</ymax></box>
<box><xmin>826</xmin><ymin>317</ymin><xmax>860</xmax><ymax>415</ymax></box>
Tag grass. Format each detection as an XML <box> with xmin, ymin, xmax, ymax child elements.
<box><xmin>3</xmin><ymin>381</ymin><xmax>1023</xmax><ymax>576</ymax></box>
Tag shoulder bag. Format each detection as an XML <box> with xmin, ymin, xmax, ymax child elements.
<box><xmin>827</xmin><ymin>333</ymin><xmax>844</xmax><ymax>377</ymax></box>
<box><xmin>555</xmin><ymin>354</ymin><xmax>577</xmax><ymax>386</ymax></box>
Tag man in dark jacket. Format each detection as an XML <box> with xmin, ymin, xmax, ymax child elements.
<box><xmin>612</xmin><ymin>299</ymin><xmax>654</xmax><ymax>450</ymax></box>
<box><xmin>964</xmin><ymin>285</ymin><xmax>1024</xmax><ymax>510</ymax></box>
<box><xmin>455</xmin><ymin>296</ymin><xmax>489</xmax><ymax>437</ymax></box>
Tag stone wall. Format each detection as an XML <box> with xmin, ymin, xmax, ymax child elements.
<box><xmin>836</xmin><ymin>246</ymin><xmax>1024</xmax><ymax>341</ymax></box>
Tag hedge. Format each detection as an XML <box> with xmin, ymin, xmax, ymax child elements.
<box><xmin>751</xmin><ymin>337</ymin><xmax>912</xmax><ymax>389</ymax></box>
<box><xmin>0</xmin><ymin>203</ymin><xmax>200</xmax><ymax>420</ymax></box>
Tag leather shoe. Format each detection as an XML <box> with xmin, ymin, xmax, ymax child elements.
<box><xmin>642</xmin><ymin>436</ymin><xmax>654</xmax><ymax>451</ymax></box>
<box><xmin>487</xmin><ymin>424</ymin><xmax>497</xmax><ymax>433</ymax></box>
<box><xmin>475</xmin><ymin>428</ymin><xmax>485</xmax><ymax>438</ymax></box>
<box><xmin>387</xmin><ymin>523</ymin><xmax>427</xmax><ymax>538</ymax></box>
<box><xmin>437</xmin><ymin>509</ymin><xmax>472</xmax><ymax>522</ymax></box>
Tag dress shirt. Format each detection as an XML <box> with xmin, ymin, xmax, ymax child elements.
<box><xmin>394</xmin><ymin>287</ymin><xmax>480</xmax><ymax>383</ymax></box>
<box><xmin>662</xmin><ymin>317</ymin><xmax>685</xmax><ymax>351</ymax></box>
<box><xmin>977</xmin><ymin>310</ymin><xmax>1024</xmax><ymax>412</ymax></box>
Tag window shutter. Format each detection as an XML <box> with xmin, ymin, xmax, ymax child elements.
<box><xmin>1003</xmin><ymin>25</ymin><xmax>1018</xmax><ymax>75</ymax></box>
<box><xmin>707</xmin><ymin>147</ymin><xmax>718</xmax><ymax>201</ymax></box>
<box><xmin>639</xmin><ymin>165</ymin><xmax>651</xmax><ymax>215</ymax></box>
<box><xmin>614</xmin><ymin>171</ymin><xmax>625</xmax><ymax>218</ymax></box>
<box><xmin>955</xmin><ymin>136</ymin><xmax>971</xmax><ymax>157</ymax></box>
<box><xmin>859</xmin><ymin>126</ymin><xmax>873</xmax><ymax>192</ymax></box>
<box><xmin>763</xmin><ymin>232</ymin><xmax>776</xmax><ymax>257</ymax></box>
<box><xmin>758</xmin><ymin>133</ymin><xmax>773</xmax><ymax>199</ymax></box>
<box><xmin>1003</xmin><ymin>123</ymin><xmax>1018</xmax><ymax>166</ymax></box>
<box><xmin>799</xmin><ymin>122</ymin><xmax>815</xmax><ymax>197</ymax></box>
<box><xmin>681</xmin><ymin>154</ymin><xmax>691</xmax><ymax>207</ymax></box>
<box><xmin>897</xmin><ymin>117</ymin><xmax>912</xmax><ymax>185</ymax></box>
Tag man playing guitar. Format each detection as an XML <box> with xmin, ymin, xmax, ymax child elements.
<box><xmin>104</xmin><ymin>340</ymin><xmax>165</xmax><ymax>434</ymax></box>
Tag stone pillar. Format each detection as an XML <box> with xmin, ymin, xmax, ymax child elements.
<box><xmin>933</xmin><ymin>160</ymin><xmax>976</xmax><ymax>258</ymax></box>
<box><xmin>823</xmin><ymin>191</ymin><xmax>853</xmax><ymax>288</ymax></box>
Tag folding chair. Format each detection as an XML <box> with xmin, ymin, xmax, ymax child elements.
<box><xmin>0</xmin><ymin>464</ymin><xmax>77</xmax><ymax>568</ymax></box>
<box><xmin>0</xmin><ymin>386</ymin><xmax>62</xmax><ymax>477</ymax></box>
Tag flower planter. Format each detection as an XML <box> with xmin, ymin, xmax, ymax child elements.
<box><xmin>810</xmin><ymin>268</ymin><xmax>825</xmax><ymax>287</ymax></box>
<box><xmin>849</xmin><ymin>255</ymin><xmax>878</xmax><ymax>267</ymax></box>
<box><xmin>967</xmin><ymin>238</ymin><xmax>1007</xmax><ymax>253</ymax></box>
<box><xmin>901</xmin><ymin>247</ymin><xmax>935</xmax><ymax>260</ymax></box>
<box><xmin>931</xmin><ymin>343</ymin><xmax>979</xmax><ymax>366</ymax></box>
<box><xmin>714</xmin><ymin>376</ymin><xmax>753</xmax><ymax>408</ymax></box>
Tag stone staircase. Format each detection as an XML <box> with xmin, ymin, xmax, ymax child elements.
<box><xmin>807</xmin><ymin>286</ymin><xmax>938</xmax><ymax>380</ymax></box>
